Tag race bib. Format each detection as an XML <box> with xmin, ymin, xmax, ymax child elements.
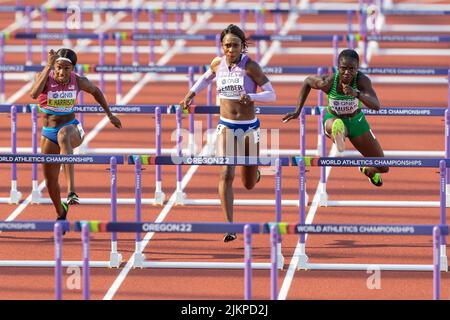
<box><xmin>46</xmin><ymin>90</ymin><xmax>77</xmax><ymax>112</ymax></box>
<box><xmin>217</xmin><ymin>75</ymin><xmax>244</xmax><ymax>99</ymax></box>
<box><xmin>329</xmin><ymin>98</ymin><xmax>359</xmax><ymax>115</ymax></box>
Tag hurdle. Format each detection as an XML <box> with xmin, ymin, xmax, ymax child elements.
<box><xmin>273</xmin><ymin>222</ymin><xmax>446</xmax><ymax>300</ymax></box>
<box><xmin>72</xmin><ymin>220</ymin><xmax>446</xmax><ymax>300</ymax></box>
<box><xmin>128</xmin><ymin>155</ymin><xmax>287</xmax><ymax>269</ymax></box>
<box><xmin>293</xmin><ymin>156</ymin><xmax>449</xmax><ymax>272</ymax></box>
<box><xmin>0</xmin><ymin>220</ymin><xmax>70</xmax><ymax>299</ymax></box>
<box><xmin>73</xmin><ymin>220</ymin><xmax>279</xmax><ymax>300</ymax></box>
<box><xmin>0</xmin><ymin>154</ymin><xmax>123</xmax><ymax>268</ymax></box>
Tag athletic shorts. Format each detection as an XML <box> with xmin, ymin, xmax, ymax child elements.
<box><xmin>42</xmin><ymin>119</ymin><xmax>85</xmax><ymax>146</ymax></box>
<box><xmin>323</xmin><ymin>110</ymin><xmax>371</xmax><ymax>139</ymax></box>
<box><xmin>216</xmin><ymin>117</ymin><xmax>260</xmax><ymax>144</ymax></box>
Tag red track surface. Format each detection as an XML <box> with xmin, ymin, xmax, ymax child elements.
<box><xmin>0</xmin><ymin>0</ymin><xmax>449</xmax><ymax>300</ymax></box>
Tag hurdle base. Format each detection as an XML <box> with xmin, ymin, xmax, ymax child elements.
<box><xmin>132</xmin><ymin>252</ymin><xmax>146</xmax><ymax>269</ymax></box>
<box><xmin>300</xmin><ymin>263</ymin><xmax>436</xmax><ymax>271</ymax></box>
<box><xmin>318</xmin><ymin>191</ymin><xmax>328</xmax><ymax>207</ymax></box>
<box><xmin>154</xmin><ymin>191</ymin><xmax>166</xmax><ymax>205</ymax></box>
<box><xmin>29</xmin><ymin>197</ymin><xmax>158</xmax><ymax>205</ymax></box>
<box><xmin>277</xmin><ymin>243</ymin><xmax>285</xmax><ymax>269</ymax></box>
<box><xmin>175</xmin><ymin>191</ymin><xmax>187</xmax><ymax>205</ymax></box>
<box><xmin>109</xmin><ymin>252</ymin><xmax>123</xmax><ymax>268</ymax></box>
<box><xmin>178</xmin><ymin>199</ymin><xmax>299</xmax><ymax>206</ymax></box>
<box><xmin>296</xmin><ymin>243</ymin><xmax>309</xmax><ymax>270</ymax></box>
<box><xmin>140</xmin><ymin>261</ymin><xmax>278</xmax><ymax>270</ymax></box>
<box><xmin>440</xmin><ymin>245</ymin><xmax>448</xmax><ymax>272</ymax></box>
<box><xmin>446</xmin><ymin>189</ymin><xmax>450</xmax><ymax>208</ymax></box>
<box><xmin>0</xmin><ymin>260</ymin><xmax>111</xmax><ymax>267</ymax></box>
<box><xmin>325</xmin><ymin>200</ymin><xmax>440</xmax><ymax>207</ymax></box>
<box><xmin>31</xmin><ymin>190</ymin><xmax>42</xmax><ymax>204</ymax></box>
<box><xmin>9</xmin><ymin>190</ymin><xmax>22</xmax><ymax>205</ymax></box>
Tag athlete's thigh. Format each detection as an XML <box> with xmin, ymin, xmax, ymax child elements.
<box><xmin>40</xmin><ymin>137</ymin><xmax>62</xmax><ymax>178</ymax></box>
<box><xmin>215</xmin><ymin>126</ymin><xmax>237</xmax><ymax>157</ymax></box>
<box><xmin>241</xmin><ymin>135</ymin><xmax>259</xmax><ymax>178</ymax></box>
<box><xmin>57</xmin><ymin>124</ymin><xmax>83</xmax><ymax>148</ymax></box>
<box><xmin>349</xmin><ymin>130</ymin><xmax>384</xmax><ymax>157</ymax></box>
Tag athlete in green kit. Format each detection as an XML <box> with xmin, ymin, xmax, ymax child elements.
<box><xmin>282</xmin><ymin>49</ymin><xmax>388</xmax><ymax>186</ymax></box>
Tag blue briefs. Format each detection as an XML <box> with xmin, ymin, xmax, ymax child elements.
<box><xmin>216</xmin><ymin>117</ymin><xmax>260</xmax><ymax>143</ymax></box>
<box><xmin>42</xmin><ymin>119</ymin><xmax>84</xmax><ymax>146</ymax></box>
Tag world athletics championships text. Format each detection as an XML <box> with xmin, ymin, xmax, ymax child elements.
<box><xmin>0</xmin><ymin>222</ymin><xmax>37</xmax><ymax>230</ymax></box>
<box><xmin>318</xmin><ymin>159</ymin><xmax>423</xmax><ymax>167</ymax></box>
<box><xmin>296</xmin><ymin>225</ymin><xmax>415</xmax><ymax>234</ymax></box>
<box><xmin>0</xmin><ymin>156</ymin><xmax>96</xmax><ymax>164</ymax></box>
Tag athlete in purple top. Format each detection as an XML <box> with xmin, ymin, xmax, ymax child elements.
<box><xmin>180</xmin><ymin>24</ymin><xmax>276</xmax><ymax>242</ymax></box>
<box><xmin>30</xmin><ymin>48</ymin><xmax>122</xmax><ymax>224</ymax></box>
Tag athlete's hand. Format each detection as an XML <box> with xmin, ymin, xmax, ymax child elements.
<box><xmin>179</xmin><ymin>98</ymin><xmax>192</xmax><ymax>110</ymax></box>
<box><xmin>47</xmin><ymin>49</ymin><xmax>58</xmax><ymax>67</ymax></box>
<box><xmin>108</xmin><ymin>115</ymin><xmax>122</xmax><ymax>129</ymax></box>
<box><xmin>239</xmin><ymin>94</ymin><xmax>251</xmax><ymax>105</ymax></box>
<box><xmin>179</xmin><ymin>92</ymin><xmax>195</xmax><ymax>110</ymax></box>
<box><xmin>342</xmin><ymin>83</ymin><xmax>357</xmax><ymax>97</ymax></box>
<box><xmin>282</xmin><ymin>110</ymin><xmax>300</xmax><ymax>123</ymax></box>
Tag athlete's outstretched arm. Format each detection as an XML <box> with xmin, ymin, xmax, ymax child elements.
<box><xmin>179</xmin><ymin>57</ymin><xmax>221</xmax><ymax>109</ymax></box>
<box><xmin>282</xmin><ymin>74</ymin><xmax>331</xmax><ymax>123</ymax></box>
<box><xmin>77</xmin><ymin>76</ymin><xmax>122</xmax><ymax>128</ymax></box>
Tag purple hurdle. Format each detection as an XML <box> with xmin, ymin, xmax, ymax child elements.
<box><xmin>244</xmin><ymin>224</ymin><xmax>252</xmax><ymax>300</ymax></box>
<box><xmin>10</xmin><ymin>105</ymin><xmax>22</xmax><ymax>204</ymax></box>
<box><xmin>82</xmin><ymin>223</ymin><xmax>90</xmax><ymax>300</ymax></box>
<box><xmin>54</xmin><ymin>222</ymin><xmax>63</xmax><ymax>300</ymax></box>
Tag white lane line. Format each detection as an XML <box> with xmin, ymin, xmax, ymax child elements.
<box><xmin>103</xmin><ymin>0</ymin><xmax>228</xmax><ymax>299</ymax></box>
<box><xmin>103</xmin><ymin>144</ymin><xmax>211</xmax><ymax>300</ymax></box>
<box><xmin>2</xmin><ymin>2</ymin><xmax>136</xmax><ymax>218</ymax></box>
<box><xmin>278</xmin><ymin>146</ymin><xmax>337</xmax><ymax>300</ymax></box>
<box><xmin>259</xmin><ymin>2</ymin><xmax>301</xmax><ymax>67</ymax></box>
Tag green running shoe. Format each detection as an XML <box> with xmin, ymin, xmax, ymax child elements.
<box><xmin>256</xmin><ymin>169</ymin><xmax>261</xmax><ymax>183</ymax></box>
<box><xmin>57</xmin><ymin>201</ymin><xmax>69</xmax><ymax>235</ymax></box>
<box><xmin>331</xmin><ymin>119</ymin><xmax>345</xmax><ymax>152</ymax></box>
<box><xmin>359</xmin><ymin>167</ymin><xmax>383</xmax><ymax>187</ymax></box>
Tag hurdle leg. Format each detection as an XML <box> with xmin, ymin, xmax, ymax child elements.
<box><xmin>439</xmin><ymin>160</ymin><xmax>448</xmax><ymax>271</ymax></box>
<box><xmin>297</xmin><ymin>159</ymin><xmax>309</xmax><ymax>270</ymax></box>
<box><xmin>319</xmin><ymin>120</ymin><xmax>328</xmax><ymax>206</ymax></box>
<box><xmin>433</xmin><ymin>226</ymin><xmax>441</xmax><ymax>300</ymax></box>
<box><xmin>132</xmin><ymin>158</ymin><xmax>145</xmax><ymax>268</ymax></box>
<box><xmin>300</xmin><ymin>109</ymin><xmax>309</xmax><ymax>206</ymax></box>
<box><xmin>270</xmin><ymin>225</ymin><xmax>278</xmax><ymax>300</ymax></box>
<box><xmin>31</xmin><ymin>105</ymin><xmax>42</xmax><ymax>203</ymax></box>
<box><xmin>154</xmin><ymin>107</ymin><xmax>166</xmax><ymax>205</ymax></box>
<box><xmin>82</xmin><ymin>224</ymin><xmax>90</xmax><ymax>300</ymax></box>
<box><xmin>445</xmin><ymin>109</ymin><xmax>450</xmax><ymax>207</ymax></box>
<box><xmin>109</xmin><ymin>157</ymin><xmax>122</xmax><ymax>268</ymax></box>
<box><xmin>275</xmin><ymin>159</ymin><xmax>284</xmax><ymax>269</ymax></box>
<box><xmin>10</xmin><ymin>105</ymin><xmax>22</xmax><ymax>204</ymax></box>
<box><xmin>54</xmin><ymin>223</ymin><xmax>63</xmax><ymax>300</ymax></box>
<box><xmin>244</xmin><ymin>225</ymin><xmax>252</xmax><ymax>300</ymax></box>
<box><xmin>175</xmin><ymin>107</ymin><xmax>186</xmax><ymax>205</ymax></box>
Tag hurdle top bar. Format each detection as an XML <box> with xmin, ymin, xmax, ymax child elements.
<box><xmin>292</xmin><ymin>156</ymin><xmax>450</xmax><ymax>168</ymax></box>
<box><xmin>128</xmin><ymin>155</ymin><xmax>291</xmax><ymax>166</ymax></box>
<box><xmin>3</xmin><ymin>5</ymin><xmax>450</xmax><ymax>15</ymax></box>
<box><xmin>2</xmin><ymin>65</ymin><xmax>448</xmax><ymax>76</ymax></box>
<box><xmin>73</xmin><ymin>221</ymin><xmax>262</xmax><ymax>234</ymax></box>
<box><xmin>0</xmin><ymin>154</ymin><xmax>124</xmax><ymax>164</ymax></box>
<box><xmin>72</xmin><ymin>221</ymin><xmax>449</xmax><ymax>236</ymax></box>
<box><xmin>0</xmin><ymin>221</ymin><xmax>70</xmax><ymax>232</ymax></box>
<box><xmin>0</xmin><ymin>105</ymin><xmax>447</xmax><ymax>116</ymax></box>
